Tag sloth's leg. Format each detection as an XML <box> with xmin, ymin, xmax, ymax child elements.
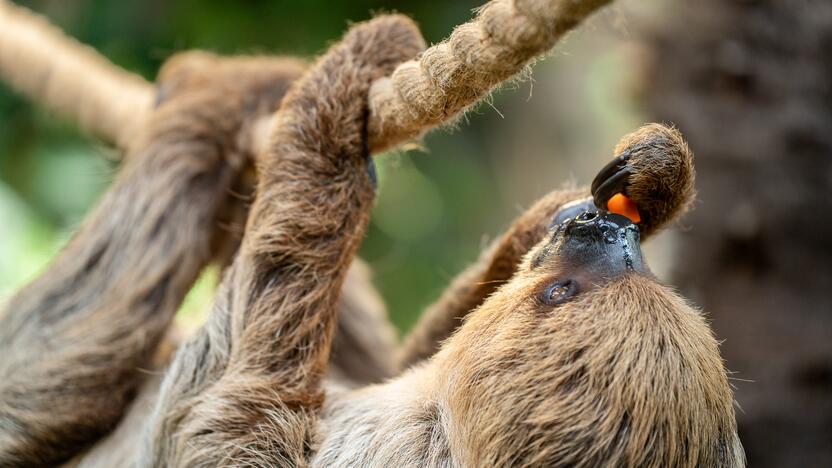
<box><xmin>0</xmin><ymin>116</ymin><xmax>236</xmax><ymax>467</ymax></box>
<box><xmin>139</xmin><ymin>16</ymin><xmax>423</xmax><ymax>466</ymax></box>
<box><xmin>0</xmin><ymin>59</ymin><xmax>303</xmax><ymax>466</ymax></box>
<box><xmin>398</xmin><ymin>124</ymin><xmax>696</xmax><ymax>370</ymax></box>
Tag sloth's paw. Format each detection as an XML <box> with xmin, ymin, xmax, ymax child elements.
<box><xmin>591</xmin><ymin>123</ymin><xmax>695</xmax><ymax>237</ymax></box>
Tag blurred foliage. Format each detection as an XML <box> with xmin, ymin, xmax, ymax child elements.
<box><xmin>0</xmin><ymin>0</ymin><xmax>650</xmax><ymax>334</ymax></box>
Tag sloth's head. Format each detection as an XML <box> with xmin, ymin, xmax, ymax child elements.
<box><xmin>435</xmin><ymin>133</ymin><xmax>744</xmax><ymax>466</ymax></box>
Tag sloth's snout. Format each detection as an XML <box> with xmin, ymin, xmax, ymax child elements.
<box><xmin>565</xmin><ymin>210</ymin><xmax>631</xmax><ymax>240</ymax></box>
<box><xmin>556</xmin><ymin>210</ymin><xmax>648</xmax><ymax>276</ymax></box>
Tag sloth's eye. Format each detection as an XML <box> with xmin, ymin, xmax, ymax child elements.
<box><xmin>540</xmin><ymin>279</ymin><xmax>578</xmax><ymax>306</ymax></box>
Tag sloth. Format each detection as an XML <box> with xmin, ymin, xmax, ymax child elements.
<box><xmin>0</xmin><ymin>14</ymin><xmax>743</xmax><ymax>468</ymax></box>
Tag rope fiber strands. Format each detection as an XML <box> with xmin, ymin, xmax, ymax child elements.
<box><xmin>0</xmin><ymin>0</ymin><xmax>612</xmax><ymax>153</ymax></box>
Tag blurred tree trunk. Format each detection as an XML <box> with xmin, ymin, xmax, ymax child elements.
<box><xmin>641</xmin><ymin>0</ymin><xmax>832</xmax><ymax>466</ymax></box>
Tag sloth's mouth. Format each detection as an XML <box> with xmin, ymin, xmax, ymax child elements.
<box><xmin>539</xmin><ymin>198</ymin><xmax>649</xmax><ymax>277</ymax></box>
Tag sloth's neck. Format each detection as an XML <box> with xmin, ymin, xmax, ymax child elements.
<box><xmin>313</xmin><ymin>365</ymin><xmax>452</xmax><ymax>467</ymax></box>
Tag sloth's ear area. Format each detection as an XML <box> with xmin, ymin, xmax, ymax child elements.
<box><xmin>591</xmin><ymin>123</ymin><xmax>695</xmax><ymax>238</ymax></box>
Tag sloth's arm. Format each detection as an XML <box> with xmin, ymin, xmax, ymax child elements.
<box><xmin>0</xmin><ymin>59</ymin><xmax>302</xmax><ymax>467</ymax></box>
<box><xmin>398</xmin><ymin>123</ymin><xmax>696</xmax><ymax>370</ymax></box>
<box><xmin>397</xmin><ymin>188</ymin><xmax>585</xmax><ymax>370</ymax></box>
<box><xmin>140</xmin><ymin>16</ymin><xmax>422</xmax><ymax>466</ymax></box>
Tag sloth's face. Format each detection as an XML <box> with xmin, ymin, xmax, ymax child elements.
<box><xmin>526</xmin><ymin>197</ymin><xmax>650</xmax><ymax>309</ymax></box>
<box><xmin>436</xmin><ymin>200</ymin><xmax>736</xmax><ymax>464</ymax></box>
<box><xmin>440</xmin><ymin>198</ymin><xmax>670</xmax><ymax>367</ymax></box>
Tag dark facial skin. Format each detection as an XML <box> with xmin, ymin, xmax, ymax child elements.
<box><xmin>533</xmin><ymin>203</ymin><xmax>650</xmax><ymax>305</ymax></box>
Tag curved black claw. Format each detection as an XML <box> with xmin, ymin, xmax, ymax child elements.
<box><xmin>590</xmin><ymin>150</ymin><xmax>630</xmax><ymax>194</ymax></box>
<box><xmin>591</xmin><ymin>151</ymin><xmax>632</xmax><ymax>210</ymax></box>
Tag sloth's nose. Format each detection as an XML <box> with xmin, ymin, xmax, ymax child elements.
<box><xmin>567</xmin><ymin>210</ymin><xmax>632</xmax><ymax>237</ymax></box>
<box><xmin>558</xmin><ymin>210</ymin><xmax>648</xmax><ymax>275</ymax></box>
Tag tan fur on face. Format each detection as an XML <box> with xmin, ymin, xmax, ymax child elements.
<box><xmin>400</xmin><ymin>124</ymin><xmax>698</xmax><ymax>370</ymax></box>
<box><xmin>436</xmin><ymin>271</ymin><xmax>743</xmax><ymax>466</ymax></box>
<box><xmin>315</xmin><ymin>261</ymin><xmax>744</xmax><ymax>467</ymax></box>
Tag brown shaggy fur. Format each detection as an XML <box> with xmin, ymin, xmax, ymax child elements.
<box><xmin>0</xmin><ymin>53</ymin><xmax>305</xmax><ymax>466</ymax></box>
<box><xmin>136</xmin><ymin>15</ymin><xmax>424</xmax><ymax>466</ymax></box>
<box><xmin>615</xmin><ymin>123</ymin><xmax>696</xmax><ymax>238</ymax></box>
<box><xmin>1</xmin><ymin>15</ymin><xmax>742</xmax><ymax>468</ymax></box>
<box><xmin>156</xmin><ymin>52</ymin><xmax>401</xmax><ymax>386</ymax></box>
<box><xmin>0</xmin><ymin>35</ymin><xmax>402</xmax><ymax>468</ymax></box>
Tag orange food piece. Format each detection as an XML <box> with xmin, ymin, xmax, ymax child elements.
<box><xmin>607</xmin><ymin>193</ymin><xmax>641</xmax><ymax>223</ymax></box>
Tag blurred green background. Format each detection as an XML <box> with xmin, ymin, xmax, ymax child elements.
<box><xmin>0</xmin><ymin>0</ymin><xmax>654</xmax><ymax>333</ymax></box>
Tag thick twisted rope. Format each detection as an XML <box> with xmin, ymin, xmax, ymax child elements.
<box><xmin>367</xmin><ymin>0</ymin><xmax>612</xmax><ymax>151</ymax></box>
<box><xmin>0</xmin><ymin>0</ymin><xmax>154</xmax><ymax>148</ymax></box>
<box><xmin>0</xmin><ymin>0</ymin><xmax>612</xmax><ymax>153</ymax></box>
